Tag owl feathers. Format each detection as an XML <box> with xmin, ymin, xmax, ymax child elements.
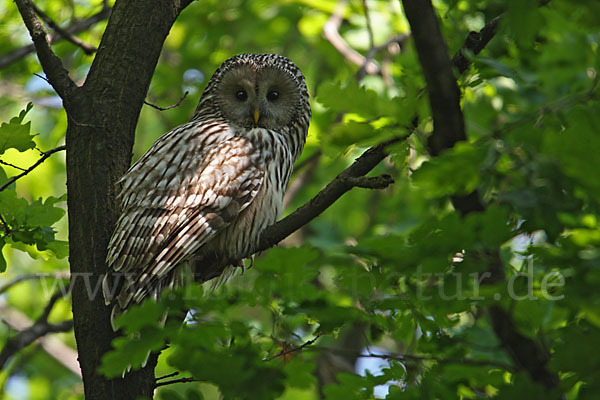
<box><xmin>103</xmin><ymin>54</ymin><xmax>311</xmax><ymax>321</ymax></box>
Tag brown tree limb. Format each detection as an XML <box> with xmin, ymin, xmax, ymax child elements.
<box><xmin>0</xmin><ymin>7</ymin><xmax>111</xmax><ymax>69</ymax></box>
<box><xmin>13</xmin><ymin>0</ymin><xmax>79</xmax><ymax>102</ymax></box>
<box><xmin>401</xmin><ymin>0</ymin><xmax>559</xmax><ymax>390</ymax></box>
<box><xmin>0</xmin><ymin>145</ymin><xmax>65</xmax><ymax>193</ymax></box>
<box><xmin>258</xmin><ymin>138</ymin><xmax>400</xmax><ymax>252</ymax></box>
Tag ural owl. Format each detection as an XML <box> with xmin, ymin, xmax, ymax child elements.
<box><xmin>103</xmin><ymin>54</ymin><xmax>311</xmax><ymax>320</ymax></box>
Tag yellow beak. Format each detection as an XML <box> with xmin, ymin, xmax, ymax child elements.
<box><xmin>253</xmin><ymin>109</ymin><xmax>260</xmax><ymax>125</ymax></box>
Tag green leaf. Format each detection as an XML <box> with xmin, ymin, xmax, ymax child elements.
<box><xmin>0</xmin><ymin>102</ymin><xmax>36</xmax><ymax>154</ymax></box>
<box><xmin>412</xmin><ymin>142</ymin><xmax>487</xmax><ymax>197</ymax></box>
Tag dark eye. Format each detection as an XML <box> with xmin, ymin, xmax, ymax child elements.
<box><xmin>267</xmin><ymin>90</ymin><xmax>279</xmax><ymax>101</ymax></box>
<box><xmin>235</xmin><ymin>90</ymin><xmax>248</xmax><ymax>101</ymax></box>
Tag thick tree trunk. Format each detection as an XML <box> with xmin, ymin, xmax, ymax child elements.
<box><xmin>65</xmin><ymin>1</ymin><xmax>192</xmax><ymax>398</ymax></box>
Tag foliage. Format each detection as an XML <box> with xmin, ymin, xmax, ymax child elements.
<box><xmin>1</xmin><ymin>0</ymin><xmax>600</xmax><ymax>399</ymax></box>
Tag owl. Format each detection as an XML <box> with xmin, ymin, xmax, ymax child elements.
<box><xmin>103</xmin><ymin>54</ymin><xmax>311</xmax><ymax>321</ymax></box>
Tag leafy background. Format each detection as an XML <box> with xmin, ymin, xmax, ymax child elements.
<box><xmin>1</xmin><ymin>0</ymin><xmax>599</xmax><ymax>399</ymax></box>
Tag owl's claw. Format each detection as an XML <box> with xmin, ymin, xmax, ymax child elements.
<box><xmin>233</xmin><ymin>259</ymin><xmax>245</xmax><ymax>275</ymax></box>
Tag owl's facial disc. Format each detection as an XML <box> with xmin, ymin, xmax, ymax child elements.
<box><xmin>217</xmin><ymin>65</ymin><xmax>301</xmax><ymax>130</ymax></box>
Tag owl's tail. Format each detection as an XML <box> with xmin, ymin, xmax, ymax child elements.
<box><xmin>102</xmin><ymin>266</ymin><xmax>191</xmax><ymax>330</ymax></box>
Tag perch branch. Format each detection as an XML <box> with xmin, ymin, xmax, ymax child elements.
<box><xmin>402</xmin><ymin>0</ymin><xmax>558</xmax><ymax>389</ymax></box>
<box><xmin>0</xmin><ymin>145</ymin><xmax>65</xmax><ymax>193</ymax></box>
<box><xmin>258</xmin><ymin>138</ymin><xmax>400</xmax><ymax>252</ymax></box>
<box><xmin>0</xmin><ymin>6</ymin><xmax>111</xmax><ymax>69</ymax></box>
<box><xmin>13</xmin><ymin>0</ymin><xmax>79</xmax><ymax>100</ymax></box>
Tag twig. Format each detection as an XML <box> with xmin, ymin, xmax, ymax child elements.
<box><xmin>13</xmin><ymin>0</ymin><xmax>79</xmax><ymax>100</ymax></box>
<box><xmin>0</xmin><ymin>213</ymin><xmax>10</xmax><ymax>234</ymax></box>
<box><xmin>258</xmin><ymin>138</ymin><xmax>401</xmax><ymax>252</ymax></box>
<box><xmin>0</xmin><ymin>271</ymin><xmax>70</xmax><ymax>295</ymax></box>
<box><xmin>144</xmin><ymin>91</ymin><xmax>189</xmax><ymax>111</ymax></box>
<box><xmin>0</xmin><ymin>7</ymin><xmax>111</xmax><ymax>69</ymax></box>
<box><xmin>30</xmin><ymin>2</ymin><xmax>97</xmax><ymax>54</ymax></box>
<box><xmin>357</xmin><ymin>34</ymin><xmax>411</xmax><ymax>81</ymax></box>
<box><xmin>264</xmin><ymin>335</ymin><xmax>321</xmax><ymax>361</ymax></box>
<box><xmin>0</xmin><ymin>145</ymin><xmax>65</xmax><ymax>192</ymax></box>
<box><xmin>362</xmin><ymin>0</ymin><xmax>375</xmax><ymax>50</ymax></box>
<box><xmin>155</xmin><ymin>371</ymin><xmax>180</xmax><ymax>381</ymax></box>
<box><xmin>154</xmin><ymin>377</ymin><xmax>198</xmax><ymax>388</ymax></box>
<box><xmin>0</xmin><ymin>291</ymin><xmax>77</xmax><ymax>375</ymax></box>
<box><xmin>314</xmin><ymin>346</ymin><xmax>513</xmax><ymax>370</ymax></box>
<box><xmin>0</xmin><ymin>159</ymin><xmax>27</xmax><ymax>171</ymax></box>
<box><xmin>323</xmin><ymin>0</ymin><xmax>379</xmax><ymax>75</ymax></box>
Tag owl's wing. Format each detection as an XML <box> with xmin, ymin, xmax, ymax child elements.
<box><xmin>104</xmin><ymin>126</ymin><xmax>263</xmax><ymax>310</ymax></box>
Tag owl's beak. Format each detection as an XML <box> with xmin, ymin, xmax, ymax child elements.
<box><xmin>253</xmin><ymin>108</ymin><xmax>260</xmax><ymax>125</ymax></box>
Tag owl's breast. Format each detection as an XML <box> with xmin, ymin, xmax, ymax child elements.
<box><xmin>199</xmin><ymin>134</ymin><xmax>294</xmax><ymax>264</ymax></box>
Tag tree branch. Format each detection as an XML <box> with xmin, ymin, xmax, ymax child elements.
<box><xmin>0</xmin><ymin>291</ymin><xmax>77</xmax><ymax>375</ymax></box>
<box><xmin>0</xmin><ymin>6</ymin><xmax>111</xmax><ymax>69</ymax></box>
<box><xmin>0</xmin><ymin>271</ymin><xmax>70</xmax><ymax>295</ymax></box>
<box><xmin>264</xmin><ymin>335</ymin><xmax>321</xmax><ymax>361</ymax></box>
<box><xmin>30</xmin><ymin>2</ymin><xmax>97</xmax><ymax>55</ymax></box>
<box><xmin>315</xmin><ymin>346</ymin><xmax>514</xmax><ymax>370</ymax></box>
<box><xmin>401</xmin><ymin>0</ymin><xmax>559</xmax><ymax>389</ymax></box>
<box><xmin>0</xmin><ymin>145</ymin><xmax>65</xmax><ymax>193</ymax></box>
<box><xmin>452</xmin><ymin>14</ymin><xmax>503</xmax><ymax>75</ymax></box>
<box><xmin>257</xmin><ymin>138</ymin><xmax>400</xmax><ymax>252</ymax></box>
<box><xmin>144</xmin><ymin>91</ymin><xmax>189</xmax><ymax>111</ymax></box>
<box><xmin>13</xmin><ymin>0</ymin><xmax>79</xmax><ymax>101</ymax></box>
<box><xmin>154</xmin><ymin>376</ymin><xmax>199</xmax><ymax>388</ymax></box>
<box><xmin>323</xmin><ymin>0</ymin><xmax>379</xmax><ymax>75</ymax></box>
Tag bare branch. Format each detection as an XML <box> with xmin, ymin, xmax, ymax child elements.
<box><xmin>323</xmin><ymin>0</ymin><xmax>379</xmax><ymax>75</ymax></box>
<box><xmin>0</xmin><ymin>271</ymin><xmax>70</xmax><ymax>295</ymax></box>
<box><xmin>0</xmin><ymin>7</ymin><xmax>111</xmax><ymax>69</ymax></box>
<box><xmin>13</xmin><ymin>0</ymin><xmax>79</xmax><ymax>100</ymax></box>
<box><xmin>154</xmin><ymin>376</ymin><xmax>198</xmax><ymax>388</ymax></box>
<box><xmin>0</xmin><ymin>292</ymin><xmax>77</xmax><ymax>375</ymax></box>
<box><xmin>0</xmin><ymin>145</ymin><xmax>65</xmax><ymax>192</ymax></box>
<box><xmin>314</xmin><ymin>346</ymin><xmax>514</xmax><ymax>370</ymax></box>
<box><xmin>144</xmin><ymin>91</ymin><xmax>189</xmax><ymax>111</ymax></box>
<box><xmin>362</xmin><ymin>0</ymin><xmax>375</xmax><ymax>50</ymax></box>
<box><xmin>264</xmin><ymin>335</ymin><xmax>321</xmax><ymax>361</ymax></box>
<box><xmin>0</xmin><ymin>159</ymin><xmax>27</xmax><ymax>171</ymax></box>
<box><xmin>258</xmin><ymin>138</ymin><xmax>401</xmax><ymax>252</ymax></box>
<box><xmin>452</xmin><ymin>14</ymin><xmax>503</xmax><ymax>75</ymax></box>
<box><xmin>155</xmin><ymin>371</ymin><xmax>180</xmax><ymax>381</ymax></box>
<box><xmin>30</xmin><ymin>2</ymin><xmax>97</xmax><ymax>54</ymax></box>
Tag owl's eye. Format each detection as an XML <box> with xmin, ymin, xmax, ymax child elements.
<box><xmin>267</xmin><ymin>90</ymin><xmax>279</xmax><ymax>101</ymax></box>
<box><xmin>235</xmin><ymin>90</ymin><xmax>248</xmax><ymax>101</ymax></box>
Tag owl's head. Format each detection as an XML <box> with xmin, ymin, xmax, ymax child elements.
<box><xmin>195</xmin><ymin>54</ymin><xmax>310</xmax><ymax>130</ymax></box>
